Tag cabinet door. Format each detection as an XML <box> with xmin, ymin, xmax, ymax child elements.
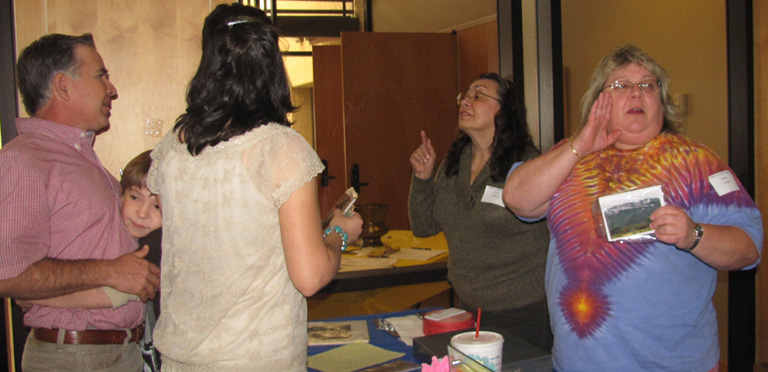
<box><xmin>341</xmin><ymin>32</ymin><xmax>458</xmax><ymax>230</ymax></box>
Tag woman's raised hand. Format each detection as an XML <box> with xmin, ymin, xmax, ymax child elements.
<box><xmin>410</xmin><ymin>130</ymin><xmax>436</xmax><ymax>180</ymax></box>
<box><xmin>572</xmin><ymin>92</ymin><xmax>621</xmax><ymax>157</ymax></box>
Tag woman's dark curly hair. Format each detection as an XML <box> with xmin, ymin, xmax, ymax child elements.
<box><xmin>444</xmin><ymin>73</ymin><xmax>538</xmax><ymax>182</ymax></box>
<box><xmin>175</xmin><ymin>3</ymin><xmax>295</xmax><ymax>155</ymax></box>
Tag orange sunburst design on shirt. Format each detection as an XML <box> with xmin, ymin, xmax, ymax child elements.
<box><xmin>559</xmin><ymin>283</ymin><xmax>610</xmax><ymax>338</ymax></box>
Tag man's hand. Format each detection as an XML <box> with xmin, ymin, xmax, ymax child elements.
<box><xmin>15</xmin><ymin>299</ymin><xmax>32</xmax><ymax>312</ymax></box>
<box><xmin>106</xmin><ymin>246</ymin><xmax>160</xmax><ymax>302</ymax></box>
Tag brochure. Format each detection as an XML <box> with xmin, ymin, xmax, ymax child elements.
<box><xmin>597</xmin><ymin>185</ymin><xmax>665</xmax><ymax>242</ymax></box>
<box><xmin>308</xmin><ymin>319</ymin><xmax>370</xmax><ymax>346</ymax></box>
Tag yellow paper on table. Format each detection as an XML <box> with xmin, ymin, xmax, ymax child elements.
<box><xmin>380</xmin><ymin>230</ymin><xmax>449</xmax><ymax>267</ymax></box>
<box><xmin>307</xmin><ymin>343</ymin><xmax>404</xmax><ymax>372</ymax></box>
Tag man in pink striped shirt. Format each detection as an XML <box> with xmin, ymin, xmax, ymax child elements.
<box><xmin>0</xmin><ymin>33</ymin><xmax>160</xmax><ymax>371</ymax></box>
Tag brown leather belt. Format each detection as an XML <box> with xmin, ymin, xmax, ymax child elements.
<box><xmin>32</xmin><ymin>325</ymin><xmax>144</xmax><ymax>345</ymax></box>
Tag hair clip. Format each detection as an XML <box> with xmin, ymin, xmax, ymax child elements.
<box><xmin>226</xmin><ymin>16</ymin><xmax>258</xmax><ymax>27</ymax></box>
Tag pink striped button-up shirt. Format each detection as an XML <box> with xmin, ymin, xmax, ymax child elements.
<box><xmin>0</xmin><ymin>117</ymin><xmax>142</xmax><ymax>330</ymax></box>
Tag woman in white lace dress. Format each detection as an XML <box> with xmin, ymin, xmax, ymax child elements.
<box><xmin>146</xmin><ymin>4</ymin><xmax>362</xmax><ymax>371</ymax></box>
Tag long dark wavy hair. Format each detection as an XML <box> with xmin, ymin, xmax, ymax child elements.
<box><xmin>175</xmin><ymin>3</ymin><xmax>295</xmax><ymax>155</ymax></box>
<box><xmin>444</xmin><ymin>73</ymin><xmax>537</xmax><ymax>182</ymax></box>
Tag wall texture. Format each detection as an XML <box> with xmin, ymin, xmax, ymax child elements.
<box><xmin>561</xmin><ymin>1</ymin><xmax>728</xmax><ymax>160</ymax></box>
<box><xmin>15</xmin><ymin>0</ymin><xmax>233</xmax><ymax>176</ymax></box>
<box><xmin>13</xmin><ymin>0</ymin><xmax>319</xmax><ymax>176</ymax></box>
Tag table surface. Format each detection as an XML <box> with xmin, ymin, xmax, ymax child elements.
<box><xmin>320</xmin><ymin>262</ymin><xmax>448</xmax><ymax>293</ymax></box>
<box><xmin>319</xmin><ymin>230</ymin><xmax>449</xmax><ymax>293</ymax></box>
<box><xmin>307</xmin><ymin>308</ymin><xmax>438</xmax><ymax>371</ymax></box>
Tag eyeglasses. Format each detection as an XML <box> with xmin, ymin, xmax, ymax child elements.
<box><xmin>603</xmin><ymin>79</ymin><xmax>660</xmax><ymax>94</ymax></box>
<box><xmin>457</xmin><ymin>90</ymin><xmax>502</xmax><ymax>105</ymax></box>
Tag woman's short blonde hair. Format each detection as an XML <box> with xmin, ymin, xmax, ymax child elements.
<box><xmin>579</xmin><ymin>44</ymin><xmax>681</xmax><ymax>133</ymax></box>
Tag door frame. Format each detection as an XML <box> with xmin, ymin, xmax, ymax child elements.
<box><xmin>0</xmin><ymin>0</ymin><xmax>17</xmax><ymax>145</ymax></box>
<box><xmin>498</xmin><ymin>0</ymin><xmax>563</xmax><ymax>151</ymax></box>
<box><xmin>726</xmin><ymin>1</ymin><xmax>756</xmax><ymax>370</ymax></box>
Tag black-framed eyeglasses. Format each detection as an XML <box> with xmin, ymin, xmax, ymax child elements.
<box><xmin>457</xmin><ymin>90</ymin><xmax>502</xmax><ymax>105</ymax></box>
<box><xmin>603</xmin><ymin>79</ymin><xmax>660</xmax><ymax>94</ymax></box>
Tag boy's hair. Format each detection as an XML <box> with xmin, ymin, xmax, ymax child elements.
<box><xmin>120</xmin><ymin>150</ymin><xmax>153</xmax><ymax>195</ymax></box>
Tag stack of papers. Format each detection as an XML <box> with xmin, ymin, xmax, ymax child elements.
<box><xmin>388</xmin><ymin>247</ymin><xmax>447</xmax><ymax>261</ymax></box>
<box><xmin>383</xmin><ymin>314</ymin><xmax>425</xmax><ymax>346</ymax></box>
<box><xmin>339</xmin><ymin>254</ymin><xmax>397</xmax><ymax>272</ymax></box>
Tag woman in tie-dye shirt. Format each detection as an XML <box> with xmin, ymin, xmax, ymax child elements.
<box><xmin>503</xmin><ymin>45</ymin><xmax>762</xmax><ymax>372</ymax></box>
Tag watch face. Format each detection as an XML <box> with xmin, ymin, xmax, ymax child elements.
<box><xmin>686</xmin><ymin>224</ymin><xmax>703</xmax><ymax>252</ymax></box>
<box><xmin>694</xmin><ymin>224</ymin><xmax>703</xmax><ymax>237</ymax></box>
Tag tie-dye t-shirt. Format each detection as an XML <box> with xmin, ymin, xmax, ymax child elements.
<box><xmin>515</xmin><ymin>133</ymin><xmax>762</xmax><ymax>372</ymax></box>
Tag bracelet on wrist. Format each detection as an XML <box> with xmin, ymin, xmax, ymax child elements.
<box><xmin>323</xmin><ymin>225</ymin><xmax>348</xmax><ymax>252</ymax></box>
<box><xmin>568</xmin><ymin>138</ymin><xmax>583</xmax><ymax>160</ymax></box>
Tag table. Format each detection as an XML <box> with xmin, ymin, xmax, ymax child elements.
<box><xmin>308</xmin><ymin>231</ymin><xmax>451</xmax><ymax>320</ymax></box>
<box><xmin>320</xmin><ymin>262</ymin><xmax>448</xmax><ymax>293</ymax></box>
<box><xmin>308</xmin><ymin>308</ymin><xmax>553</xmax><ymax>372</ymax></box>
<box><xmin>307</xmin><ymin>308</ymin><xmax>435</xmax><ymax>372</ymax></box>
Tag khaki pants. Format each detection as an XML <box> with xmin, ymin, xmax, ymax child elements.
<box><xmin>21</xmin><ymin>332</ymin><xmax>143</xmax><ymax>372</ymax></box>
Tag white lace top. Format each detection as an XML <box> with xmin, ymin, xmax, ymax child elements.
<box><xmin>147</xmin><ymin>123</ymin><xmax>324</xmax><ymax>371</ymax></box>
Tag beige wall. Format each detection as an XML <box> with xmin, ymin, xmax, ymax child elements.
<box><xmin>561</xmin><ymin>0</ymin><xmax>731</xmax><ymax>363</ymax></box>
<box><xmin>561</xmin><ymin>1</ymin><xmax>728</xmax><ymax>160</ymax></box>
<box><xmin>291</xmin><ymin>87</ymin><xmax>314</xmax><ymax>146</ymax></box>
<box><xmin>13</xmin><ymin>0</ymin><xmax>316</xmax><ymax>177</ymax></box>
<box><xmin>14</xmin><ymin>0</ymin><xmax>231</xmax><ymax>176</ymax></box>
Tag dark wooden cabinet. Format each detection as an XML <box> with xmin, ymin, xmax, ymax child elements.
<box><xmin>313</xmin><ymin>32</ymin><xmax>459</xmax><ymax>230</ymax></box>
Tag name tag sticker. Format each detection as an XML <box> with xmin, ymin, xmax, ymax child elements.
<box><xmin>709</xmin><ymin>170</ymin><xmax>739</xmax><ymax>196</ymax></box>
<box><xmin>481</xmin><ymin>185</ymin><xmax>505</xmax><ymax>207</ymax></box>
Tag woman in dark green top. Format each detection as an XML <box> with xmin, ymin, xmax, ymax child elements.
<box><xmin>408</xmin><ymin>72</ymin><xmax>552</xmax><ymax>351</ymax></box>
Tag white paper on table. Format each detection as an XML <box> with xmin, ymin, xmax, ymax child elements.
<box><xmin>339</xmin><ymin>255</ymin><xmax>397</xmax><ymax>272</ymax></box>
<box><xmin>384</xmin><ymin>314</ymin><xmax>425</xmax><ymax>346</ymax></box>
<box><xmin>388</xmin><ymin>247</ymin><xmax>447</xmax><ymax>261</ymax></box>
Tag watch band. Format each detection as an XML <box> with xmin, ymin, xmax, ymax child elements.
<box><xmin>323</xmin><ymin>225</ymin><xmax>348</xmax><ymax>252</ymax></box>
<box><xmin>682</xmin><ymin>224</ymin><xmax>703</xmax><ymax>253</ymax></box>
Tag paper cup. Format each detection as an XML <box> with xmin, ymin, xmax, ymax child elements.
<box><xmin>450</xmin><ymin>331</ymin><xmax>504</xmax><ymax>371</ymax></box>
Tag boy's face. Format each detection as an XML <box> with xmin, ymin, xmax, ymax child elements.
<box><xmin>121</xmin><ymin>185</ymin><xmax>162</xmax><ymax>238</ymax></box>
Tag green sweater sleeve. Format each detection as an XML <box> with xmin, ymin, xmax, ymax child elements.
<box><xmin>408</xmin><ymin>173</ymin><xmax>443</xmax><ymax>237</ymax></box>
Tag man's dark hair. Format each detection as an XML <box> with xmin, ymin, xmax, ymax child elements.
<box><xmin>16</xmin><ymin>33</ymin><xmax>95</xmax><ymax>115</ymax></box>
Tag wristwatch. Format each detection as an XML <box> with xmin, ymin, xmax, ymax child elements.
<box><xmin>323</xmin><ymin>225</ymin><xmax>348</xmax><ymax>252</ymax></box>
<box><xmin>682</xmin><ymin>224</ymin><xmax>703</xmax><ymax>253</ymax></box>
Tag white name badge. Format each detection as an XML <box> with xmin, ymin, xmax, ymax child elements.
<box><xmin>481</xmin><ymin>185</ymin><xmax>505</xmax><ymax>207</ymax></box>
<box><xmin>709</xmin><ymin>170</ymin><xmax>739</xmax><ymax>196</ymax></box>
